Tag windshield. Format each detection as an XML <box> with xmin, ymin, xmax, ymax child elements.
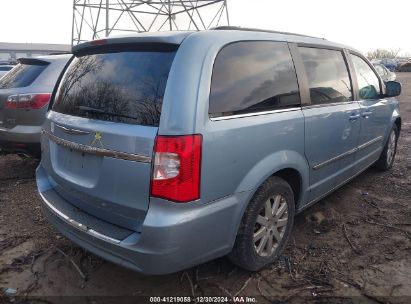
<box><xmin>52</xmin><ymin>45</ymin><xmax>177</xmax><ymax>127</ymax></box>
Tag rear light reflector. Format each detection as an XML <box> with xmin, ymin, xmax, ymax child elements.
<box><xmin>151</xmin><ymin>135</ymin><xmax>202</xmax><ymax>203</ymax></box>
<box><xmin>6</xmin><ymin>93</ymin><xmax>51</xmax><ymax>109</ymax></box>
<box><xmin>91</xmin><ymin>39</ymin><xmax>107</xmax><ymax>46</ymax></box>
<box><xmin>13</xmin><ymin>143</ymin><xmax>27</xmax><ymax>148</ymax></box>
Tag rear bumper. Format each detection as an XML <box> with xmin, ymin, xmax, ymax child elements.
<box><xmin>0</xmin><ymin>125</ymin><xmax>41</xmax><ymax>155</ymax></box>
<box><xmin>36</xmin><ymin>165</ymin><xmax>251</xmax><ymax>275</ymax></box>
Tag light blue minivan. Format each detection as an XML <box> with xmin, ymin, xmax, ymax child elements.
<box><xmin>36</xmin><ymin>27</ymin><xmax>402</xmax><ymax>274</ymax></box>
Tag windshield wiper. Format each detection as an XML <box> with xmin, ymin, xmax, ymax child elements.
<box><xmin>78</xmin><ymin>106</ymin><xmax>138</xmax><ymax>120</ymax></box>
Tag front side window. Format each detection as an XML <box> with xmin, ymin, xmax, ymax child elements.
<box><xmin>299</xmin><ymin>47</ymin><xmax>352</xmax><ymax>105</ymax></box>
<box><xmin>351</xmin><ymin>55</ymin><xmax>381</xmax><ymax>100</ymax></box>
<box><xmin>52</xmin><ymin>46</ymin><xmax>176</xmax><ymax>127</ymax></box>
<box><xmin>209</xmin><ymin>41</ymin><xmax>300</xmax><ymax>117</ymax></box>
<box><xmin>0</xmin><ymin>63</ymin><xmax>48</xmax><ymax>89</ymax></box>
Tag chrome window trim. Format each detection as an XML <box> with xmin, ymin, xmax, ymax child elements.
<box><xmin>302</xmin><ymin>100</ymin><xmax>356</xmax><ymax>110</ymax></box>
<box><xmin>313</xmin><ymin>136</ymin><xmax>383</xmax><ymax>170</ymax></box>
<box><xmin>39</xmin><ymin>190</ymin><xmax>121</xmax><ymax>244</ymax></box>
<box><xmin>42</xmin><ymin>130</ymin><xmax>151</xmax><ymax>163</ymax></box>
<box><xmin>210</xmin><ymin>107</ymin><xmax>301</xmax><ymax>121</ymax></box>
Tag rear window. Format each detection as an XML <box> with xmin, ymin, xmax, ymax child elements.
<box><xmin>52</xmin><ymin>45</ymin><xmax>177</xmax><ymax>127</ymax></box>
<box><xmin>0</xmin><ymin>63</ymin><xmax>48</xmax><ymax>89</ymax></box>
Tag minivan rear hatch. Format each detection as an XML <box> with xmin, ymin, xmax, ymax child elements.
<box><xmin>40</xmin><ymin>43</ymin><xmax>177</xmax><ymax>231</ymax></box>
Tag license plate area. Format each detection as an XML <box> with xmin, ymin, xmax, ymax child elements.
<box><xmin>50</xmin><ymin>141</ymin><xmax>103</xmax><ymax>188</ymax></box>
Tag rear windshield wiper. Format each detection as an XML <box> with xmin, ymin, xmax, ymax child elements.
<box><xmin>78</xmin><ymin>106</ymin><xmax>138</xmax><ymax>120</ymax></box>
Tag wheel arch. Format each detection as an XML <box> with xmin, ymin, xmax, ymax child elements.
<box><xmin>236</xmin><ymin>150</ymin><xmax>310</xmax><ymax>209</ymax></box>
<box><xmin>229</xmin><ymin>151</ymin><xmax>310</xmax><ymax>254</ymax></box>
<box><xmin>274</xmin><ymin>168</ymin><xmax>303</xmax><ymax>207</ymax></box>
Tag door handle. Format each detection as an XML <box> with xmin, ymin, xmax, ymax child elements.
<box><xmin>362</xmin><ymin>111</ymin><xmax>373</xmax><ymax>118</ymax></box>
<box><xmin>349</xmin><ymin>113</ymin><xmax>360</xmax><ymax>121</ymax></box>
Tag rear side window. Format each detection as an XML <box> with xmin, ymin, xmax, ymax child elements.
<box><xmin>0</xmin><ymin>63</ymin><xmax>48</xmax><ymax>89</ymax></box>
<box><xmin>52</xmin><ymin>46</ymin><xmax>176</xmax><ymax>127</ymax></box>
<box><xmin>209</xmin><ymin>41</ymin><xmax>300</xmax><ymax>117</ymax></box>
<box><xmin>299</xmin><ymin>47</ymin><xmax>352</xmax><ymax>105</ymax></box>
<box><xmin>350</xmin><ymin>54</ymin><xmax>381</xmax><ymax>100</ymax></box>
<box><xmin>0</xmin><ymin>66</ymin><xmax>12</xmax><ymax>71</ymax></box>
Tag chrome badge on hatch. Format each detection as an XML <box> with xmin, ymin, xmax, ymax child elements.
<box><xmin>90</xmin><ymin>132</ymin><xmax>104</xmax><ymax>148</ymax></box>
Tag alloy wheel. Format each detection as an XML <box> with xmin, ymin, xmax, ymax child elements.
<box><xmin>253</xmin><ymin>194</ymin><xmax>288</xmax><ymax>257</ymax></box>
<box><xmin>386</xmin><ymin>130</ymin><xmax>397</xmax><ymax>165</ymax></box>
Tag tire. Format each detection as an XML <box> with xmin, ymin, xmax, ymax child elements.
<box><xmin>229</xmin><ymin>176</ymin><xmax>295</xmax><ymax>271</ymax></box>
<box><xmin>374</xmin><ymin>124</ymin><xmax>399</xmax><ymax>171</ymax></box>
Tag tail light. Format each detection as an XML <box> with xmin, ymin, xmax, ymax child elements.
<box><xmin>5</xmin><ymin>93</ymin><xmax>51</xmax><ymax>109</ymax></box>
<box><xmin>151</xmin><ymin>135</ymin><xmax>202</xmax><ymax>203</ymax></box>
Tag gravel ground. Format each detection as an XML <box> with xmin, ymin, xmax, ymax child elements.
<box><xmin>1</xmin><ymin>74</ymin><xmax>410</xmax><ymax>304</ymax></box>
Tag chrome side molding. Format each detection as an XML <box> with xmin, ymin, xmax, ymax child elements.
<box><xmin>42</xmin><ymin>130</ymin><xmax>152</xmax><ymax>163</ymax></box>
<box><xmin>357</xmin><ymin>136</ymin><xmax>384</xmax><ymax>151</ymax></box>
<box><xmin>313</xmin><ymin>147</ymin><xmax>357</xmax><ymax>170</ymax></box>
<box><xmin>313</xmin><ymin>136</ymin><xmax>383</xmax><ymax>170</ymax></box>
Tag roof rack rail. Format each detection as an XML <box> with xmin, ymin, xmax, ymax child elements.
<box><xmin>211</xmin><ymin>26</ymin><xmax>325</xmax><ymax>40</ymax></box>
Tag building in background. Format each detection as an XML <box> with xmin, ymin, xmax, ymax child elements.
<box><xmin>0</xmin><ymin>42</ymin><xmax>70</xmax><ymax>64</ymax></box>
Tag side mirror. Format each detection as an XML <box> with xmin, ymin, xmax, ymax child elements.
<box><xmin>385</xmin><ymin>81</ymin><xmax>401</xmax><ymax>97</ymax></box>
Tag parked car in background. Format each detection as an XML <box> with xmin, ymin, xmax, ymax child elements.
<box><xmin>0</xmin><ymin>54</ymin><xmax>71</xmax><ymax>156</ymax></box>
<box><xmin>36</xmin><ymin>28</ymin><xmax>402</xmax><ymax>274</ymax></box>
<box><xmin>0</xmin><ymin>65</ymin><xmax>14</xmax><ymax>79</ymax></box>
<box><xmin>373</xmin><ymin>63</ymin><xmax>396</xmax><ymax>81</ymax></box>
<box><xmin>398</xmin><ymin>62</ymin><xmax>411</xmax><ymax>72</ymax></box>
<box><xmin>379</xmin><ymin>58</ymin><xmax>398</xmax><ymax>71</ymax></box>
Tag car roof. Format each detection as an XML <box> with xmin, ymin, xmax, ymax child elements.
<box><xmin>37</xmin><ymin>53</ymin><xmax>72</xmax><ymax>61</ymax></box>
<box><xmin>72</xmin><ymin>27</ymin><xmax>360</xmax><ymax>54</ymax></box>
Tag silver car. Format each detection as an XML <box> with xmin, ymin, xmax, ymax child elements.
<box><xmin>36</xmin><ymin>28</ymin><xmax>402</xmax><ymax>274</ymax></box>
<box><xmin>0</xmin><ymin>54</ymin><xmax>71</xmax><ymax>156</ymax></box>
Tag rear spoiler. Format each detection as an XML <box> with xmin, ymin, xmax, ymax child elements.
<box><xmin>17</xmin><ymin>58</ymin><xmax>50</xmax><ymax>66</ymax></box>
<box><xmin>73</xmin><ymin>41</ymin><xmax>179</xmax><ymax>56</ymax></box>
<box><xmin>72</xmin><ymin>32</ymin><xmax>191</xmax><ymax>55</ymax></box>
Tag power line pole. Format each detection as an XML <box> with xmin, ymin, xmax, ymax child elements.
<box><xmin>72</xmin><ymin>0</ymin><xmax>229</xmax><ymax>45</ymax></box>
<box><xmin>105</xmin><ymin>0</ymin><xmax>109</xmax><ymax>37</ymax></box>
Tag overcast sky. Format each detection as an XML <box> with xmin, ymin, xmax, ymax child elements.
<box><xmin>0</xmin><ymin>0</ymin><xmax>410</xmax><ymax>55</ymax></box>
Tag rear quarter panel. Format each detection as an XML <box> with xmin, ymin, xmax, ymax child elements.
<box><xmin>159</xmin><ymin>31</ymin><xmax>310</xmax><ymax>207</ymax></box>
